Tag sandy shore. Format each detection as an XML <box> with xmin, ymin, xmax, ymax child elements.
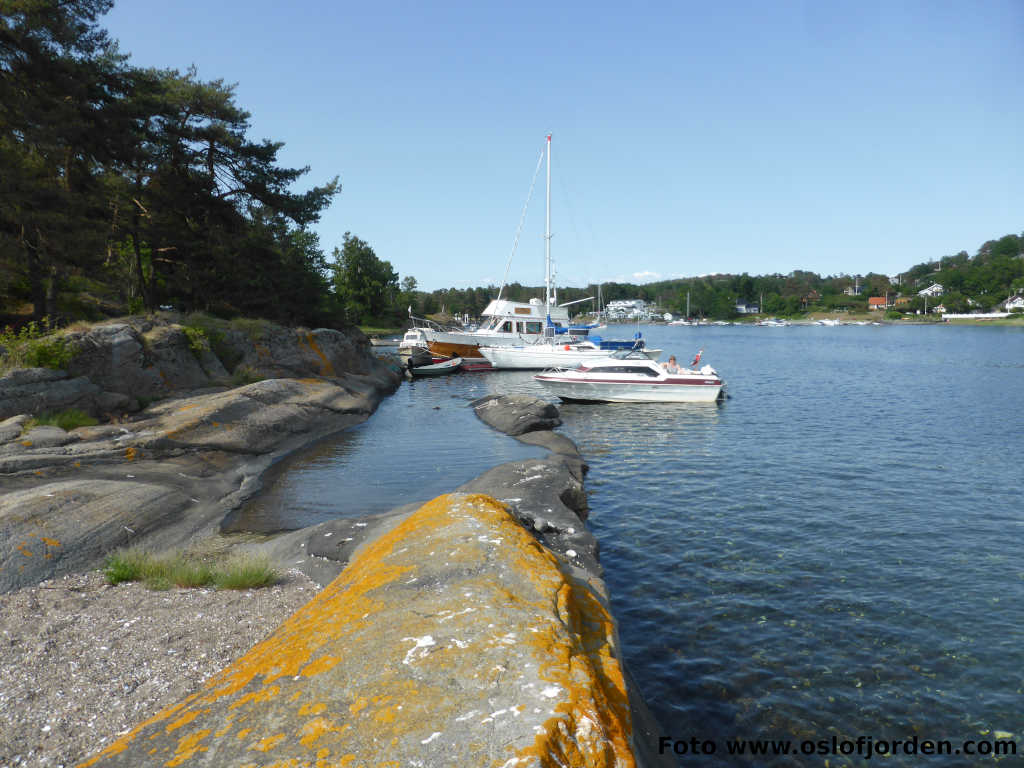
<box><xmin>0</xmin><ymin>569</ymin><xmax>323</xmax><ymax>768</ymax></box>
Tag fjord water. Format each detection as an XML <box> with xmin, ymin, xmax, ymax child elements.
<box><xmin>246</xmin><ymin>324</ymin><xmax>1023</xmax><ymax>765</ymax></box>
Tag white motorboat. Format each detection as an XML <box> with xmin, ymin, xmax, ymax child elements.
<box><xmin>398</xmin><ymin>328</ymin><xmax>430</xmax><ymax>359</ymax></box>
<box><xmin>533</xmin><ymin>349</ymin><xmax>724</xmax><ymax>403</ymax></box>
<box><xmin>480</xmin><ymin>339</ymin><xmax>662</xmax><ymax>370</ymax></box>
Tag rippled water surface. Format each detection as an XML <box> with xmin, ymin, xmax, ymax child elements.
<box><xmin>247</xmin><ymin>324</ymin><xmax>1024</xmax><ymax>765</ymax></box>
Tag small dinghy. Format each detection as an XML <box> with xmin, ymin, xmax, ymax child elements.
<box><xmin>406</xmin><ymin>350</ymin><xmax>462</xmax><ymax>376</ymax></box>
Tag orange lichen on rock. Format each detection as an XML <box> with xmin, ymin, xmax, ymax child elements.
<box><xmin>302</xmin><ymin>332</ymin><xmax>337</xmax><ymax>377</ymax></box>
<box><xmin>76</xmin><ymin>493</ymin><xmax>637</xmax><ymax>768</ymax></box>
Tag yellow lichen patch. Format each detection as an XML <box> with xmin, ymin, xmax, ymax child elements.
<box><xmin>166</xmin><ymin>709</ymin><xmax>205</xmax><ymax>733</ymax></box>
<box><xmin>229</xmin><ymin>684</ymin><xmax>281</xmax><ymax>710</ymax></box>
<box><xmin>348</xmin><ymin>697</ymin><xmax>368</xmax><ymax>716</ymax></box>
<box><xmin>17</xmin><ymin>544</ymin><xmax>33</xmax><ymax>558</ymax></box>
<box><xmin>298</xmin><ymin>702</ymin><xmax>327</xmax><ymax>717</ymax></box>
<box><xmin>302</xmin><ymin>333</ymin><xmax>337</xmax><ymax>377</ymax></box>
<box><xmin>40</xmin><ymin>536</ymin><xmax>61</xmax><ymax>547</ymax></box>
<box><xmin>164</xmin><ymin>728</ymin><xmax>211</xmax><ymax>767</ymax></box>
<box><xmin>300</xmin><ymin>655</ymin><xmax>340</xmax><ymax>678</ymax></box>
<box><xmin>298</xmin><ymin>716</ymin><xmax>347</xmax><ymax>748</ymax></box>
<box><xmin>236</xmin><ymin>728</ymin><xmax>252</xmax><ymax>740</ymax></box>
<box><xmin>250</xmin><ymin>733</ymin><xmax>286</xmax><ymax>752</ymax></box>
<box><xmin>21</xmin><ymin>440</ymin><xmax>32</xmax><ymax>447</ymax></box>
<box><xmin>124</xmin><ymin>446</ymin><xmax>138</xmax><ymax>461</ymax></box>
<box><xmin>213</xmin><ymin>713</ymin><xmax>237</xmax><ymax>738</ymax></box>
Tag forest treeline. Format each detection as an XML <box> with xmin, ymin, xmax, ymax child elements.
<box><xmin>1</xmin><ymin>0</ymin><xmax>361</xmax><ymax>327</ymax></box>
<box><xmin>415</xmin><ymin>233</ymin><xmax>1024</xmax><ymax>320</ymax></box>
<box><xmin>2</xmin><ymin>3</ymin><xmax>1021</xmax><ymax>331</ymax></box>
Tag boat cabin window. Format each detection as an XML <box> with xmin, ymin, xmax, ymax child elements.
<box><xmin>500</xmin><ymin>321</ymin><xmax>513</xmax><ymax>333</ymax></box>
<box><xmin>591</xmin><ymin>365</ymin><xmax>660</xmax><ymax>376</ymax></box>
<box><xmin>524</xmin><ymin>321</ymin><xmax>542</xmax><ymax>334</ymax></box>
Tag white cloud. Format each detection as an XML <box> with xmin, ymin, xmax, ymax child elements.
<box><xmin>632</xmin><ymin>270</ymin><xmax>662</xmax><ymax>282</ymax></box>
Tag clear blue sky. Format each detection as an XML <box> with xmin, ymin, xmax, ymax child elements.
<box><xmin>102</xmin><ymin>0</ymin><xmax>1023</xmax><ymax>292</ymax></box>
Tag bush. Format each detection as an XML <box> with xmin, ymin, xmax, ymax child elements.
<box><xmin>182</xmin><ymin>326</ymin><xmax>210</xmax><ymax>356</ymax></box>
<box><xmin>0</xmin><ymin>317</ymin><xmax>73</xmax><ymax>373</ymax></box>
<box><xmin>23</xmin><ymin>409</ymin><xmax>99</xmax><ymax>432</ymax></box>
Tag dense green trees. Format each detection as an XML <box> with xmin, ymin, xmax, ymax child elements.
<box><xmin>330</xmin><ymin>233</ymin><xmax>399</xmax><ymax>324</ymax></box>
<box><xmin>1</xmin><ymin>1</ymin><xmax>340</xmax><ymax>326</ymax></box>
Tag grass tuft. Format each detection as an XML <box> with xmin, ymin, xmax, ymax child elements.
<box><xmin>23</xmin><ymin>408</ymin><xmax>98</xmax><ymax>432</ymax></box>
<box><xmin>102</xmin><ymin>548</ymin><xmax>279</xmax><ymax>591</ymax></box>
<box><xmin>213</xmin><ymin>553</ymin><xmax>279</xmax><ymax>590</ymax></box>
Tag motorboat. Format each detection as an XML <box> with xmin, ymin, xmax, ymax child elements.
<box><xmin>533</xmin><ymin>349</ymin><xmax>724</xmax><ymax>403</ymax></box>
<box><xmin>398</xmin><ymin>328</ymin><xmax>430</xmax><ymax>360</ymax></box>
<box><xmin>480</xmin><ymin>338</ymin><xmax>662</xmax><ymax>370</ymax></box>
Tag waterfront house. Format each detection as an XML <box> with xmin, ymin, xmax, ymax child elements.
<box><xmin>918</xmin><ymin>283</ymin><xmax>944</xmax><ymax>297</ymax></box>
<box><xmin>868</xmin><ymin>297</ymin><xmax>889</xmax><ymax>311</ymax></box>
<box><xmin>1003</xmin><ymin>295</ymin><xmax>1024</xmax><ymax>311</ymax></box>
<box><xmin>735</xmin><ymin>301</ymin><xmax>760</xmax><ymax>314</ymax></box>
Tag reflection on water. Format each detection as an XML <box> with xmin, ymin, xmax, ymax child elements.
<box><xmin>235</xmin><ymin>325</ymin><xmax>1024</xmax><ymax>766</ymax></box>
<box><xmin>225</xmin><ymin>371</ymin><xmax>548</xmax><ymax>532</ymax></box>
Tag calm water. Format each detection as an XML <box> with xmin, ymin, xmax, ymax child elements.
<box><xmin>241</xmin><ymin>324</ymin><xmax>1024</xmax><ymax>766</ymax></box>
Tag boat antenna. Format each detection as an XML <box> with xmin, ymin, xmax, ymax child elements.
<box><xmin>497</xmin><ymin>142</ymin><xmax>546</xmax><ymax>302</ymax></box>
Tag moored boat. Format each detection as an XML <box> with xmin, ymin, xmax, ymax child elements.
<box><xmin>481</xmin><ymin>339</ymin><xmax>661</xmax><ymax>370</ymax></box>
<box><xmin>533</xmin><ymin>349</ymin><xmax>724</xmax><ymax>403</ymax></box>
<box><xmin>407</xmin><ymin>355</ymin><xmax>462</xmax><ymax>376</ymax></box>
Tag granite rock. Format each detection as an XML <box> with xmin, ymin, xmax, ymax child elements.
<box><xmin>471</xmin><ymin>394</ymin><xmax>562</xmax><ymax>435</ymax></box>
<box><xmin>80</xmin><ymin>494</ymin><xmax>642</xmax><ymax>768</ymax></box>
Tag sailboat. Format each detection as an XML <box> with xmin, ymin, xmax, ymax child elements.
<box><xmin>479</xmin><ymin>136</ymin><xmax>660</xmax><ymax>370</ymax></box>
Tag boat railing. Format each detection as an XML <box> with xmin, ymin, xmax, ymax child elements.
<box><xmin>408</xmin><ymin>312</ymin><xmax>465</xmax><ymax>333</ymax></box>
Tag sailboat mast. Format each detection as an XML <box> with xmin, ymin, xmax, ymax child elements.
<box><xmin>544</xmin><ymin>134</ymin><xmax>552</xmax><ymax>323</ymax></box>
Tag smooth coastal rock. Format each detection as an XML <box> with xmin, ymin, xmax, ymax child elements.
<box><xmin>471</xmin><ymin>393</ymin><xmax>562</xmax><ymax>435</ymax></box>
<box><xmin>80</xmin><ymin>493</ymin><xmax>640</xmax><ymax>768</ymax></box>
<box><xmin>0</xmin><ymin>319</ymin><xmax>402</xmax><ymax>593</ymax></box>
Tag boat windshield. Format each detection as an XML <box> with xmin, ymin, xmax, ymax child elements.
<box><xmin>609</xmin><ymin>349</ymin><xmax>649</xmax><ymax>360</ymax></box>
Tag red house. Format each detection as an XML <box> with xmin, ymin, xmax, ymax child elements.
<box><xmin>868</xmin><ymin>296</ymin><xmax>889</xmax><ymax>311</ymax></box>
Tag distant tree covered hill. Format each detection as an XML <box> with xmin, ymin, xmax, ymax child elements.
<box><xmin>410</xmin><ymin>233</ymin><xmax>1023</xmax><ymax>320</ymax></box>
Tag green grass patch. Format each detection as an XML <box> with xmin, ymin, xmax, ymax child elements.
<box><xmin>231</xmin><ymin>364</ymin><xmax>264</xmax><ymax>386</ymax></box>
<box><xmin>0</xmin><ymin>317</ymin><xmax>74</xmax><ymax>374</ymax></box>
<box><xmin>213</xmin><ymin>553</ymin><xmax>279</xmax><ymax>590</ymax></box>
<box><xmin>359</xmin><ymin>324</ymin><xmax>404</xmax><ymax>335</ymax></box>
<box><xmin>23</xmin><ymin>409</ymin><xmax>98</xmax><ymax>432</ymax></box>
<box><xmin>103</xmin><ymin>548</ymin><xmax>280</xmax><ymax>590</ymax></box>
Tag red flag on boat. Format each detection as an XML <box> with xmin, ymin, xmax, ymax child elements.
<box><xmin>691</xmin><ymin>349</ymin><xmax>702</xmax><ymax>367</ymax></box>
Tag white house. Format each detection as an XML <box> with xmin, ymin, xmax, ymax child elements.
<box><xmin>1005</xmin><ymin>295</ymin><xmax>1024</xmax><ymax>311</ymax></box>
<box><xmin>918</xmin><ymin>283</ymin><xmax>944</xmax><ymax>297</ymax></box>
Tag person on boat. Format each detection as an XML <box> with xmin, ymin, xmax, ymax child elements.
<box><xmin>662</xmin><ymin>355</ymin><xmax>681</xmax><ymax>373</ymax></box>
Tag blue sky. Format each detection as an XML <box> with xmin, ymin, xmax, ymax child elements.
<box><xmin>102</xmin><ymin>0</ymin><xmax>1023</xmax><ymax>292</ymax></box>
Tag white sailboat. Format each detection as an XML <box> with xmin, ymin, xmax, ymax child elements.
<box><xmin>480</xmin><ymin>136</ymin><xmax>660</xmax><ymax>370</ymax></box>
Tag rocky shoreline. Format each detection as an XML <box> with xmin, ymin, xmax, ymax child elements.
<box><xmin>1</xmin><ymin>317</ymin><xmax>670</xmax><ymax>767</ymax></box>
